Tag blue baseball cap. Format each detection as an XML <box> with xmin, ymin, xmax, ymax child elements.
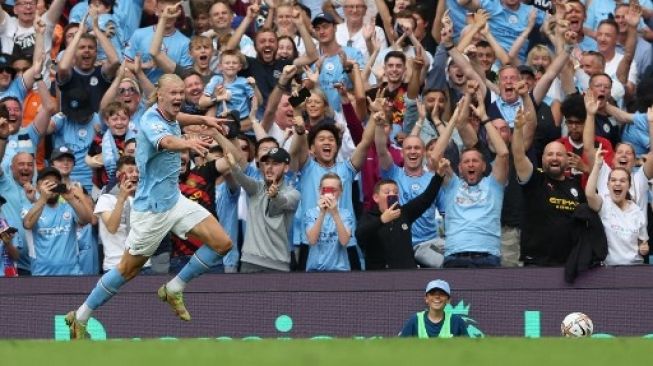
<box><xmin>425</xmin><ymin>279</ymin><xmax>451</xmax><ymax>296</ymax></box>
<box><xmin>312</xmin><ymin>13</ymin><xmax>336</xmax><ymax>27</ymax></box>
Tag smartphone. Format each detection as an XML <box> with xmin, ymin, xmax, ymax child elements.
<box><xmin>1</xmin><ymin>227</ymin><xmax>17</xmax><ymax>235</ymax></box>
<box><xmin>321</xmin><ymin>186</ymin><xmax>336</xmax><ymax>195</ymax></box>
<box><xmin>289</xmin><ymin>88</ymin><xmax>311</xmax><ymax>107</ymax></box>
<box><xmin>52</xmin><ymin>183</ymin><xmax>68</xmax><ymax>194</ymax></box>
<box><xmin>386</xmin><ymin>194</ymin><xmax>399</xmax><ymax>207</ymax></box>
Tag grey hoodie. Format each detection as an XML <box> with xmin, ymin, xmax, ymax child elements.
<box><xmin>232</xmin><ymin>166</ymin><xmax>300</xmax><ymax>271</ymax></box>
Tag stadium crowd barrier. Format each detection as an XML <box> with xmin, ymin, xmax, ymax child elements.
<box><xmin>1</xmin><ymin>266</ymin><xmax>652</xmax><ymax>339</ymax></box>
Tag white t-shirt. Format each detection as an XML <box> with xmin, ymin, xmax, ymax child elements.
<box><xmin>0</xmin><ymin>14</ymin><xmax>55</xmax><ymax>55</ymax></box>
<box><xmin>599</xmin><ymin>195</ymin><xmax>648</xmax><ymax>266</ymax></box>
<box><xmin>335</xmin><ymin>22</ymin><xmax>387</xmax><ymax>62</ymax></box>
<box><xmin>597</xmin><ymin>161</ymin><xmax>649</xmax><ymax>222</ymax></box>
<box><xmin>94</xmin><ymin>194</ymin><xmax>131</xmax><ymax>272</ymax></box>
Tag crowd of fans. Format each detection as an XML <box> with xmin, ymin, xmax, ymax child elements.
<box><xmin>0</xmin><ymin>0</ymin><xmax>652</xmax><ymax>277</ymax></box>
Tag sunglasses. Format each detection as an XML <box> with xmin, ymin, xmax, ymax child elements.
<box><xmin>119</xmin><ymin>87</ymin><xmax>137</xmax><ymax>95</ymax></box>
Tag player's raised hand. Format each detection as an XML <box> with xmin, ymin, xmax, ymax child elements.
<box><xmin>185</xmin><ymin>136</ymin><xmax>211</xmax><ymax>157</ymax></box>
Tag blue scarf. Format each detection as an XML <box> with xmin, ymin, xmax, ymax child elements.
<box><xmin>102</xmin><ymin>131</ymin><xmax>120</xmax><ymax>188</ymax></box>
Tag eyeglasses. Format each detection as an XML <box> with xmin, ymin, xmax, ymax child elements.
<box><xmin>344</xmin><ymin>5</ymin><xmax>366</xmax><ymax>10</ymax></box>
<box><xmin>15</xmin><ymin>1</ymin><xmax>36</xmax><ymax>7</ymax></box>
<box><xmin>119</xmin><ymin>87</ymin><xmax>137</xmax><ymax>95</ymax></box>
<box><xmin>0</xmin><ymin>67</ymin><xmax>14</xmax><ymax>75</ymax></box>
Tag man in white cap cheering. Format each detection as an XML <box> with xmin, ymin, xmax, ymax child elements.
<box><xmin>399</xmin><ymin>279</ymin><xmax>468</xmax><ymax>337</ymax></box>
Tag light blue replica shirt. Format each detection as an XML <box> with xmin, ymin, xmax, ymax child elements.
<box><xmin>133</xmin><ymin>104</ymin><xmax>181</xmax><ymax>213</ymax></box>
<box><xmin>204</xmin><ymin>75</ymin><xmax>254</xmax><ymax>120</ymax></box>
<box><xmin>441</xmin><ymin>175</ymin><xmax>504</xmax><ymax>257</ymax></box>
<box><xmin>69</xmin><ymin>0</ymin><xmax>144</xmax><ymax>38</ymax></box>
<box><xmin>25</xmin><ymin>202</ymin><xmax>82</xmax><ymax>276</ymax></box>
<box><xmin>314</xmin><ymin>46</ymin><xmax>365</xmax><ymax>113</ymax></box>
<box><xmin>215</xmin><ymin>182</ymin><xmax>241</xmax><ymax>269</ymax></box>
<box><xmin>381</xmin><ymin>164</ymin><xmax>442</xmax><ymax>246</ymax></box>
<box><xmin>482</xmin><ymin>0</ymin><xmax>545</xmax><ymax>62</ymax></box>
<box><xmin>1</xmin><ymin>124</ymin><xmax>40</xmax><ymax>173</ymax></box>
<box><xmin>0</xmin><ymin>76</ymin><xmax>27</xmax><ymax>103</ymax></box>
<box><xmin>124</xmin><ymin>26</ymin><xmax>193</xmax><ymax>84</ymax></box>
<box><xmin>446</xmin><ymin>0</ymin><xmax>471</xmax><ymax>43</ymax></box>
<box><xmin>0</xmin><ymin>170</ymin><xmax>30</xmax><ymax>271</ymax></box>
<box><xmin>585</xmin><ymin>0</ymin><xmax>653</xmax><ymax>31</ymax></box>
<box><xmin>295</xmin><ymin>158</ymin><xmax>357</xmax><ymax>247</ymax></box>
<box><xmin>304</xmin><ymin>206</ymin><xmax>352</xmax><ymax>272</ymax></box>
<box><xmin>621</xmin><ymin>112</ymin><xmax>650</xmax><ymax>156</ymax></box>
<box><xmin>51</xmin><ymin>112</ymin><xmax>102</xmax><ymax>193</ymax></box>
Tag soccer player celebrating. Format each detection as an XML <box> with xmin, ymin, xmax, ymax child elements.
<box><xmin>65</xmin><ymin>74</ymin><xmax>232</xmax><ymax>339</ymax></box>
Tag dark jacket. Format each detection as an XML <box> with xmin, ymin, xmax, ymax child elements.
<box><xmin>564</xmin><ymin>204</ymin><xmax>608</xmax><ymax>283</ymax></box>
<box><xmin>356</xmin><ymin>174</ymin><xmax>443</xmax><ymax>270</ymax></box>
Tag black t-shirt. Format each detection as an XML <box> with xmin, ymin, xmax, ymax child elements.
<box><xmin>595</xmin><ymin>113</ymin><xmax>620</xmax><ymax>148</ymax></box>
<box><xmin>501</xmin><ymin>152</ymin><xmax>524</xmax><ymax>228</ymax></box>
<box><xmin>520</xmin><ymin>169</ymin><xmax>586</xmax><ymax>266</ymax></box>
<box><xmin>240</xmin><ymin>56</ymin><xmax>292</xmax><ymax>105</ymax></box>
<box><xmin>58</xmin><ymin>67</ymin><xmax>111</xmax><ymax>118</ymax></box>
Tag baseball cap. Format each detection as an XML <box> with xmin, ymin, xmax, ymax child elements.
<box><xmin>425</xmin><ymin>279</ymin><xmax>451</xmax><ymax>297</ymax></box>
<box><xmin>312</xmin><ymin>13</ymin><xmax>336</xmax><ymax>27</ymax></box>
<box><xmin>0</xmin><ymin>53</ymin><xmax>16</xmax><ymax>76</ymax></box>
<box><xmin>517</xmin><ymin>65</ymin><xmax>535</xmax><ymax>77</ymax></box>
<box><xmin>65</xmin><ymin>88</ymin><xmax>94</xmax><ymax>122</ymax></box>
<box><xmin>261</xmin><ymin>147</ymin><xmax>291</xmax><ymax>164</ymax></box>
<box><xmin>50</xmin><ymin>145</ymin><xmax>75</xmax><ymax>162</ymax></box>
<box><xmin>36</xmin><ymin>166</ymin><xmax>62</xmax><ymax>182</ymax></box>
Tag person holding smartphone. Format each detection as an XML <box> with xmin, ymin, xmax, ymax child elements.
<box><xmin>304</xmin><ymin>173</ymin><xmax>354</xmax><ymax>272</ymax></box>
<box><xmin>21</xmin><ymin>167</ymin><xmax>94</xmax><ymax>276</ymax></box>
<box><xmin>356</xmin><ymin>161</ymin><xmax>445</xmax><ymax>270</ymax></box>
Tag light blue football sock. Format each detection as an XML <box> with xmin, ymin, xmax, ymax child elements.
<box><xmin>177</xmin><ymin>245</ymin><xmax>223</xmax><ymax>283</ymax></box>
<box><xmin>85</xmin><ymin>268</ymin><xmax>127</xmax><ymax>310</ymax></box>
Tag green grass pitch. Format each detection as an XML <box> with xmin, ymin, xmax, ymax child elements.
<box><xmin>1</xmin><ymin>338</ymin><xmax>651</xmax><ymax>365</ymax></box>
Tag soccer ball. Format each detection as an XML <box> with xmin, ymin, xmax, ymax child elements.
<box><xmin>561</xmin><ymin>312</ymin><xmax>593</xmax><ymax>337</ymax></box>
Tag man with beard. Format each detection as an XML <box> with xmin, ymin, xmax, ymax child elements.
<box><xmin>437</xmin><ymin>97</ymin><xmax>509</xmax><ymax>268</ymax></box>
<box><xmin>513</xmin><ymin>106</ymin><xmax>586</xmax><ymax>267</ymax></box>
<box><xmin>558</xmin><ymin>93</ymin><xmax>614</xmax><ymax>187</ymax></box>
<box><xmin>57</xmin><ymin>5</ymin><xmax>120</xmax><ymax>116</ymax></box>
<box><xmin>22</xmin><ymin>167</ymin><xmax>93</xmax><ymax>275</ymax></box>
<box><xmin>227</xmin><ymin>3</ymin><xmax>317</xmax><ymax>107</ymax></box>
<box><xmin>65</xmin><ymin>74</ymin><xmax>232</xmax><ymax>339</ymax></box>
<box><xmin>224</xmin><ymin>147</ymin><xmax>299</xmax><ymax>272</ymax></box>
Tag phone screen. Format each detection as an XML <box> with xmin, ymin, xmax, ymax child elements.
<box><xmin>386</xmin><ymin>194</ymin><xmax>399</xmax><ymax>207</ymax></box>
<box><xmin>321</xmin><ymin>187</ymin><xmax>336</xmax><ymax>195</ymax></box>
<box><xmin>289</xmin><ymin>88</ymin><xmax>311</xmax><ymax>107</ymax></box>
